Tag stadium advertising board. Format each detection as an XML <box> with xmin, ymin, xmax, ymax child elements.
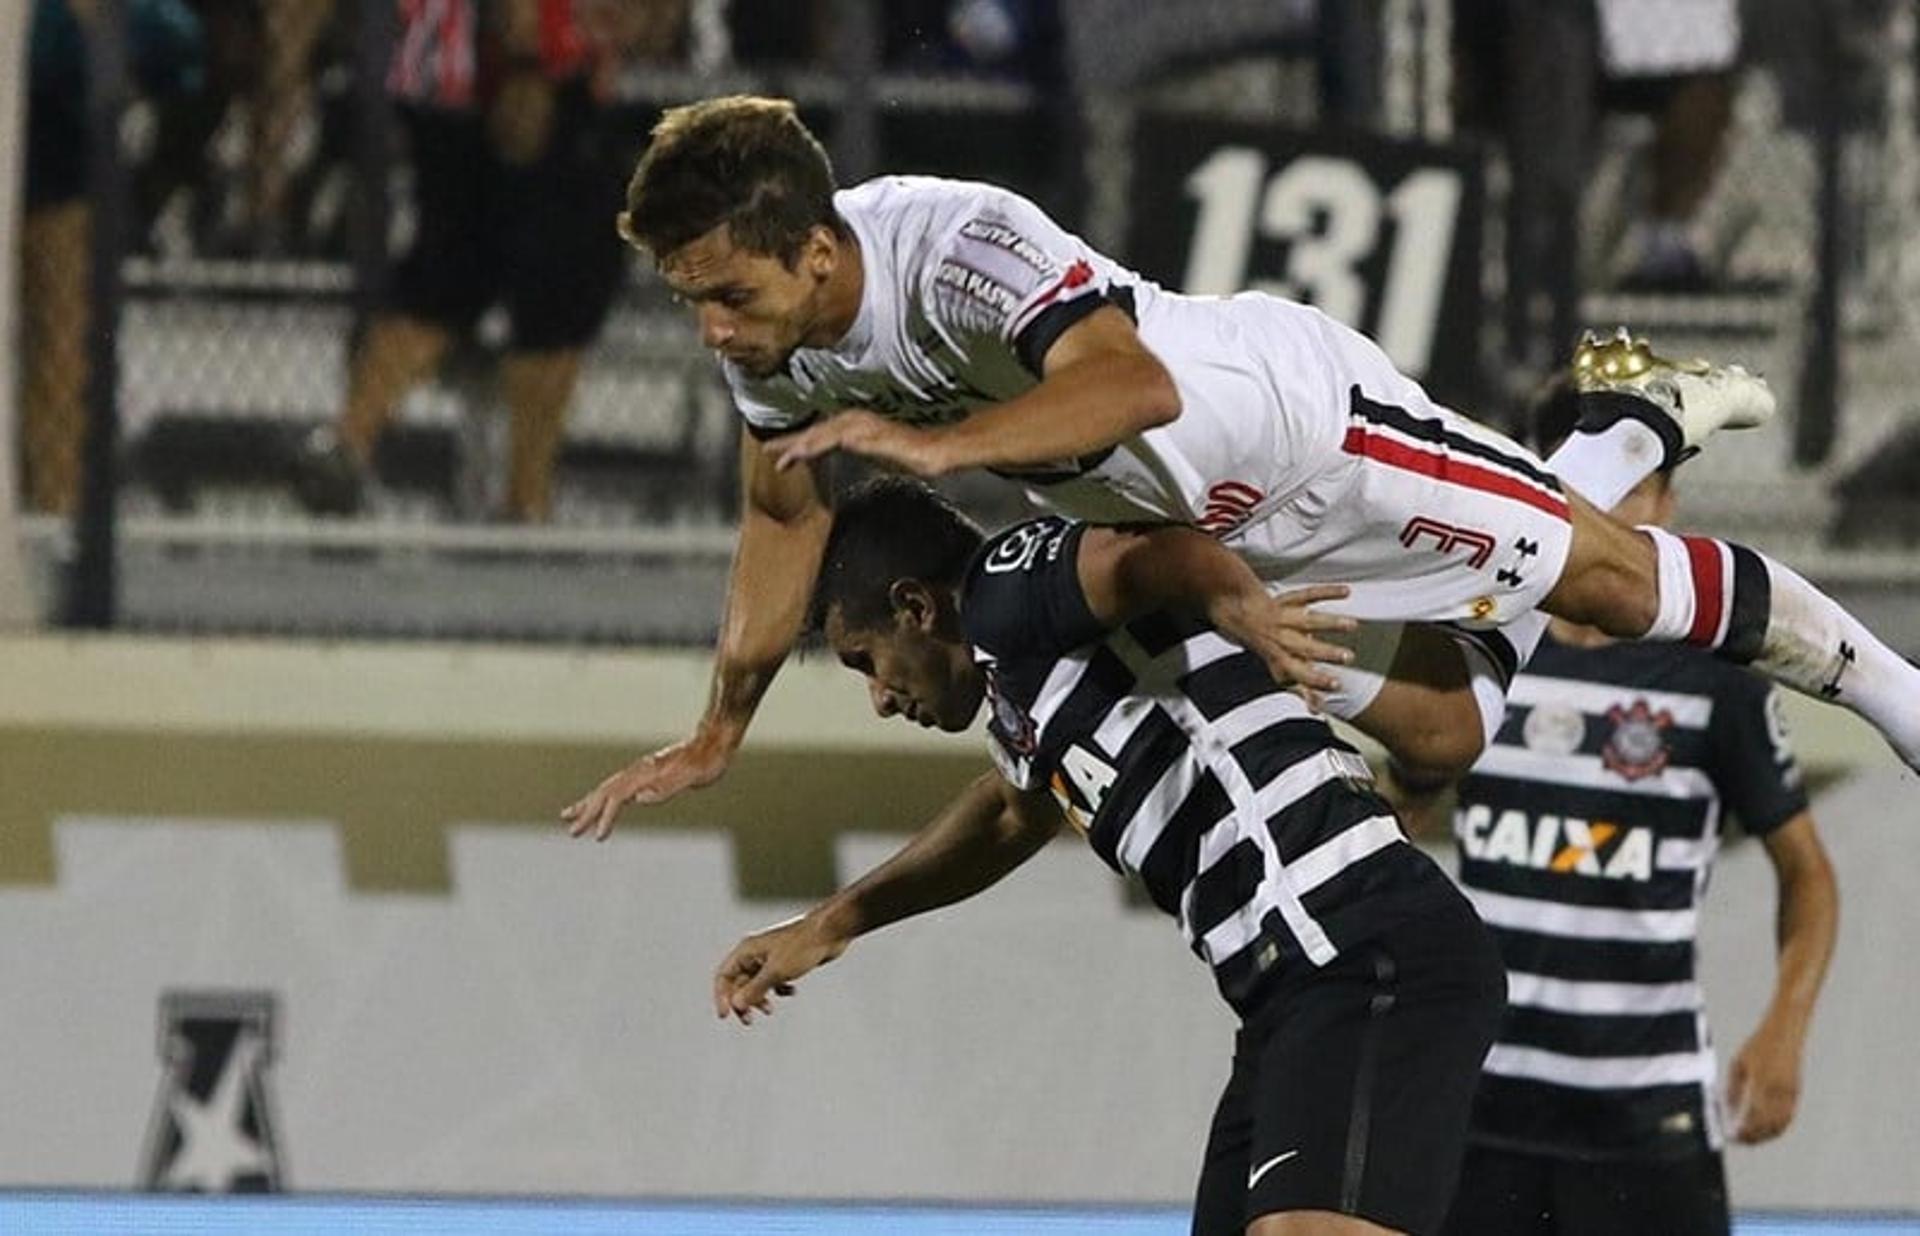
<box><xmin>1125</xmin><ymin>115</ymin><xmax>1485</xmax><ymax>406</ymax></box>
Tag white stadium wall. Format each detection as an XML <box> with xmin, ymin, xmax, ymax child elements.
<box><xmin>0</xmin><ymin>634</ymin><xmax>1915</xmax><ymax>1209</ymax></box>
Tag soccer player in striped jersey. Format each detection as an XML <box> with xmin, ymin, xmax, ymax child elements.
<box><xmin>713</xmin><ymin>476</ymin><xmax>1507</xmax><ymax>1236</ymax></box>
<box><xmin>562</xmin><ymin>95</ymin><xmax>1920</xmax><ymax>841</ymax></box>
<box><xmin>1400</xmin><ymin>382</ymin><xmax>1840</xmax><ymax>1236</ymax></box>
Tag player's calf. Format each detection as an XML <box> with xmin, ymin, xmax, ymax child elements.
<box><xmin>1550</xmin><ymin>496</ymin><xmax>1920</xmax><ymax>772</ymax></box>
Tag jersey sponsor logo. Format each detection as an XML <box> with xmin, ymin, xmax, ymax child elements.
<box><xmin>1196</xmin><ymin>480</ymin><xmax>1266</xmax><ymax>537</ymax></box>
<box><xmin>1398</xmin><ymin>515</ymin><xmax>1496</xmax><ymax>569</ymax></box>
<box><xmin>1521</xmin><ymin>702</ymin><xmax>1586</xmax><ymax>756</ymax></box>
<box><xmin>983</xmin><ymin>523</ymin><xmax>1070</xmax><ymax>575</ymax></box>
<box><xmin>1600</xmin><ymin>698</ymin><xmax>1673</xmax><ymax>781</ymax></box>
<box><xmin>1049</xmin><ymin>743</ymin><xmax>1118</xmax><ymax>837</ymax></box>
<box><xmin>959</xmin><ymin>218</ymin><xmax>1058</xmax><ymax>275</ymax></box>
<box><xmin>934</xmin><ymin>259</ymin><xmax>1020</xmax><ymax>316</ymax></box>
<box><xmin>1456</xmin><ymin>803</ymin><xmax>1655</xmax><ymax>882</ymax></box>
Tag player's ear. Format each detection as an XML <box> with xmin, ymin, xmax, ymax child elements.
<box><xmin>804</xmin><ymin>224</ymin><xmax>838</xmax><ymax>278</ymax></box>
<box><xmin>889</xmin><ymin>578</ymin><xmax>939</xmax><ymax>632</ymax></box>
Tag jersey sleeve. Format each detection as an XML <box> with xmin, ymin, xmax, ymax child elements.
<box><xmin>960</xmin><ymin>517</ymin><xmax>1110</xmax><ymax>662</ymax></box>
<box><xmin>1709</xmin><ymin>672</ymin><xmax>1809</xmax><ymax>838</ymax></box>
<box><xmin>923</xmin><ymin>188</ymin><xmax>1117</xmax><ymax>375</ymax></box>
<box><xmin>722</xmin><ymin>361</ymin><xmax>820</xmax><ymax>440</ymax></box>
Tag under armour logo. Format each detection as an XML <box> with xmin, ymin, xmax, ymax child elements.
<box><xmin>1819</xmin><ymin>642</ymin><xmax>1856</xmax><ymax>699</ymax></box>
<box><xmin>1497</xmin><ymin>567</ymin><xmax>1525</xmax><ymax>587</ymax></box>
<box><xmin>1514</xmin><ymin>537</ymin><xmax>1539</xmax><ymax>558</ymax></box>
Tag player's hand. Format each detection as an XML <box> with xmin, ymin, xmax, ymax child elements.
<box><xmin>712</xmin><ymin>912</ymin><xmax>850</xmax><ymax>1025</ymax></box>
<box><xmin>1207</xmin><ymin>583</ymin><xmax>1358</xmax><ymax>709</ymax></box>
<box><xmin>1728</xmin><ymin>1020</ymin><xmax>1804</xmax><ymax>1144</ymax></box>
<box><xmin>561</xmin><ymin>731</ymin><xmax>733</xmax><ymax>841</ymax></box>
<box><xmin>768</xmin><ymin>411</ymin><xmax>948</xmax><ymax>477</ymax></box>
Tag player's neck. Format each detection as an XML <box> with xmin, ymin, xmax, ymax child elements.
<box><xmin>810</xmin><ymin>229</ymin><xmax>866</xmax><ymax>348</ymax></box>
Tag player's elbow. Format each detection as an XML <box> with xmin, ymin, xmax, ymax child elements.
<box><xmin>1129</xmin><ymin>354</ymin><xmax>1181</xmax><ymax>431</ymax></box>
<box><xmin>1392</xmin><ymin>725</ymin><xmax>1485</xmax><ymax>786</ymax></box>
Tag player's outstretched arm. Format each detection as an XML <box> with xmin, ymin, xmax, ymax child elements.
<box><xmin>1072</xmin><ymin>523</ymin><xmax>1357</xmax><ymax>702</ymax></box>
<box><xmin>564</xmin><ymin>438</ymin><xmax>833</xmax><ymax>840</ymax></box>
<box><xmin>769</xmin><ymin>307</ymin><xmax>1180</xmax><ymax>477</ymax></box>
<box><xmin>711</xmin><ymin>772</ymin><xmax>1063</xmax><ymax>1024</ymax></box>
<box><xmin>1729</xmin><ymin>811</ymin><xmax>1838</xmax><ymax>1144</ymax></box>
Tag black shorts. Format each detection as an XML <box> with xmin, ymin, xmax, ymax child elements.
<box><xmin>389</xmin><ymin>83</ymin><xmax>629</xmax><ymax>351</ymax></box>
<box><xmin>1440</xmin><ymin>1143</ymin><xmax>1730</xmax><ymax>1236</ymax></box>
<box><xmin>1191</xmin><ymin>892</ymin><xmax>1506</xmax><ymax>1236</ymax></box>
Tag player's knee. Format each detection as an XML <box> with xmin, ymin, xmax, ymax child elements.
<box><xmin>1548</xmin><ymin>530</ymin><xmax>1661</xmax><ymax>637</ymax></box>
<box><xmin>1391</xmin><ymin>721</ymin><xmax>1485</xmax><ymax>784</ymax></box>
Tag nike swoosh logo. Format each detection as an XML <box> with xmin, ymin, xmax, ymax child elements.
<box><xmin>1247</xmin><ymin>1149</ymin><xmax>1299</xmax><ymax>1190</ymax></box>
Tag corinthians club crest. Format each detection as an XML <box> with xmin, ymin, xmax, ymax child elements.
<box><xmin>139</xmin><ymin>991</ymin><xmax>285</xmax><ymax>1192</ymax></box>
<box><xmin>1601</xmin><ymin>698</ymin><xmax>1674</xmax><ymax>782</ymax></box>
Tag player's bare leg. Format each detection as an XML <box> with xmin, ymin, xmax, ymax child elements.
<box><xmin>1344</xmin><ymin>331</ymin><xmax>1795</xmax><ymax>782</ymax></box>
<box><xmin>1546</xmin><ymin>489</ymin><xmax>1920</xmax><ymax>770</ymax></box>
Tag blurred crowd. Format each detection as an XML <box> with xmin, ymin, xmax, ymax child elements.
<box><xmin>13</xmin><ymin>0</ymin><xmax>1756</xmax><ymax>522</ymax></box>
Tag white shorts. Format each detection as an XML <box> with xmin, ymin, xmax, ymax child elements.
<box><xmin>1222</xmin><ymin>391</ymin><xmax>1574</xmax><ymax>632</ymax></box>
<box><xmin>1596</xmin><ymin>0</ymin><xmax>1739</xmax><ymax>77</ymax></box>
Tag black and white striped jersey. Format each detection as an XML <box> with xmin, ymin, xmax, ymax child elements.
<box><xmin>961</xmin><ymin>517</ymin><xmax>1459</xmax><ymax>1014</ymax></box>
<box><xmin>1451</xmin><ymin>632</ymin><xmax>1808</xmax><ymax>1160</ymax></box>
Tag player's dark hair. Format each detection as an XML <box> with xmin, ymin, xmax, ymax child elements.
<box><xmin>810</xmin><ymin>477</ymin><xmax>985</xmax><ymax>635</ymax></box>
<box><xmin>618</xmin><ymin>95</ymin><xmax>846</xmax><ymax>265</ymax></box>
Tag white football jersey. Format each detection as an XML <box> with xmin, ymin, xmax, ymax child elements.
<box><xmin>724</xmin><ymin>175</ymin><xmax>1361</xmax><ymax>527</ymax></box>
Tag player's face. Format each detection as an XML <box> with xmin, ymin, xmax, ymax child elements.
<box><xmin>658</xmin><ymin>223</ymin><xmax>838</xmax><ymax>379</ymax></box>
<box><xmin>826</xmin><ymin>603</ymin><xmax>986</xmax><ymax>734</ymax></box>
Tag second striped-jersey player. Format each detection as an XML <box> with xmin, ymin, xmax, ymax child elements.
<box><xmin>1451</xmin><ymin>632</ymin><xmax>1809</xmax><ymax>1159</ymax></box>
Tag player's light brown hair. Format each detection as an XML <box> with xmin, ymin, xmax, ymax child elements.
<box><xmin>617</xmin><ymin>95</ymin><xmax>844</xmax><ymax>265</ymax></box>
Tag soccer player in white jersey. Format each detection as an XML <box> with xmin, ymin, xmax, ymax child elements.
<box><xmin>561</xmin><ymin>95</ymin><xmax>1920</xmax><ymax>840</ymax></box>
<box><xmin>716</xmin><ymin>477</ymin><xmax>1509</xmax><ymax>1236</ymax></box>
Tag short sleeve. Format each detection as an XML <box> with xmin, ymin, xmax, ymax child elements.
<box><xmin>1709</xmin><ymin>672</ymin><xmax>1809</xmax><ymax>837</ymax></box>
<box><xmin>961</xmin><ymin>518</ymin><xmax>1109</xmax><ymax>662</ymax></box>
<box><xmin>924</xmin><ymin>190</ymin><xmax>1115</xmax><ymax>375</ymax></box>
<box><xmin>723</xmin><ymin>361</ymin><xmax>820</xmax><ymax>440</ymax></box>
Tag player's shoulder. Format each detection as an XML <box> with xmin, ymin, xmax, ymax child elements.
<box><xmin>841</xmin><ymin>175</ymin><xmax>1052</xmax><ymax>244</ymax></box>
<box><xmin>959</xmin><ymin>516</ymin><xmax>1083</xmax><ymax>646</ymax></box>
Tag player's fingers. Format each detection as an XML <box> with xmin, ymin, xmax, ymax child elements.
<box><xmin>565</xmin><ymin>792</ymin><xmax>606</xmax><ymax>837</ymax></box>
<box><xmin>1285</xmin><ymin>634</ymin><xmax>1356</xmax><ymax>666</ymax></box>
<box><xmin>731</xmin><ymin>966</ymin><xmax>780</xmax><ymax>1013</ymax></box>
<box><xmin>592</xmin><ymin>800</ymin><xmax>620</xmax><ymax>842</ymax></box>
<box><xmin>1273</xmin><ymin>583</ymin><xmax>1351</xmax><ymax>607</ymax></box>
<box><xmin>1296</xmin><ymin>611</ymin><xmax>1360</xmax><ymax>633</ymax></box>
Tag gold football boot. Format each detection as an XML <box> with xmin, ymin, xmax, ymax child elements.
<box><xmin>1571</xmin><ymin>327</ymin><xmax>1776</xmax><ymax>459</ymax></box>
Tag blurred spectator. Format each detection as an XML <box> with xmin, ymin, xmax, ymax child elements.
<box><xmin>1455</xmin><ymin>0</ymin><xmax>1739</xmax><ymax>294</ymax></box>
<box><xmin>19</xmin><ymin>0</ymin><xmax>202</xmax><ymax>515</ymax></box>
<box><xmin>294</xmin><ymin>0</ymin><xmax>677</xmax><ymax>523</ymax></box>
<box><xmin>724</xmin><ymin>0</ymin><xmax>828</xmax><ymax>69</ymax></box>
<box><xmin>134</xmin><ymin>0</ymin><xmax>340</xmax><ymax>256</ymax></box>
<box><xmin>1597</xmin><ymin>0</ymin><xmax>1739</xmax><ymax>290</ymax></box>
<box><xmin>884</xmin><ymin>0</ymin><xmax>1063</xmax><ymax>82</ymax></box>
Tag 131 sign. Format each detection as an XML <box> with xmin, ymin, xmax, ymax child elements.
<box><xmin>1126</xmin><ymin>116</ymin><xmax>1485</xmax><ymax>404</ymax></box>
